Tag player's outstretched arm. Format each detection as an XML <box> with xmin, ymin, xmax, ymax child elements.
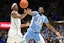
<box><xmin>21</xmin><ymin>22</ymin><xmax>30</xmax><ymax>28</ymax></box>
<box><xmin>19</xmin><ymin>9</ymin><xmax>28</xmax><ymax>19</ymax></box>
<box><xmin>12</xmin><ymin>9</ymin><xmax>28</xmax><ymax>19</ymax></box>
<box><xmin>45</xmin><ymin>23</ymin><xmax>61</xmax><ymax>38</ymax></box>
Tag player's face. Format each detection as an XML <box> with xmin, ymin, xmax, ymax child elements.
<box><xmin>38</xmin><ymin>7</ymin><xmax>45</xmax><ymax>14</ymax></box>
<box><xmin>13</xmin><ymin>5</ymin><xmax>18</xmax><ymax>11</ymax></box>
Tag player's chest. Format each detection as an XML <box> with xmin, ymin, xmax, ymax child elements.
<box><xmin>33</xmin><ymin>17</ymin><xmax>45</xmax><ymax>25</ymax></box>
<box><xmin>34</xmin><ymin>15</ymin><xmax>43</xmax><ymax>21</ymax></box>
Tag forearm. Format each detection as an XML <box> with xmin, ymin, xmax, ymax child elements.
<box><xmin>45</xmin><ymin>23</ymin><xmax>61</xmax><ymax>37</ymax></box>
<box><xmin>20</xmin><ymin>13</ymin><xmax>27</xmax><ymax>19</ymax></box>
<box><xmin>21</xmin><ymin>24</ymin><xmax>26</xmax><ymax>28</ymax></box>
<box><xmin>21</xmin><ymin>22</ymin><xmax>30</xmax><ymax>28</ymax></box>
<box><xmin>47</xmin><ymin>24</ymin><xmax>57</xmax><ymax>33</ymax></box>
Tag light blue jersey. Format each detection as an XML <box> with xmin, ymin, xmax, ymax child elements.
<box><xmin>25</xmin><ymin>11</ymin><xmax>49</xmax><ymax>43</ymax></box>
<box><xmin>27</xmin><ymin>11</ymin><xmax>49</xmax><ymax>32</ymax></box>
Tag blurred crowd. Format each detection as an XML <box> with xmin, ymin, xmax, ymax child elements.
<box><xmin>41</xmin><ymin>25</ymin><xmax>64</xmax><ymax>43</ymax></box>
<box><xmin>0</xmin><ymin>29</ymin><xmax>8</xmax><ymax>43</ymax></box>
<box><xmin>0</xmin><ymin>25</ymin><xmax>64</xmax><ymax>43</ymax></box>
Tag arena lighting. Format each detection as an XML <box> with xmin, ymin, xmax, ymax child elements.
<box><xmin>54</xmin><ymin>21</ymin><xmax>64</xmax><ymax>23</ymax></box>
<box><xmin>0</xmin><ymin>22</ymin><xmax>11</xmax><ymax>29</ymax></box>
<box><xmin>1</xmin><ymin>24</ymin><xmax>10</xmax><ymax>27</ymax></box>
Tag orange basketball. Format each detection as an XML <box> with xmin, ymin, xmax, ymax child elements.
<box><xmin>19</xmin><ymin>0</ymin><xmax>29</xmax><ymax>9</ymax></box>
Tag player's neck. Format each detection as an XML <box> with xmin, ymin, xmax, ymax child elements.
<box><xmin>39</xmin><ymin>13</ymin><xmax>43</xmax><ymax>16</ymax></box>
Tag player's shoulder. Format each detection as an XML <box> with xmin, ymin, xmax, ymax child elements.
<box><xmin>32</xmin><ymin>11</ymin><xmax>39</xmax><ymax>16</ymax></box>
<box><xmin>33</xmin><ymin>11</ymin><xmax>38</xmax><ymax>13</ymax></box>
<box><xmin>42</xmin><ymin>14</ymin><xmax>47</xmax><ymax>18</ymax></box>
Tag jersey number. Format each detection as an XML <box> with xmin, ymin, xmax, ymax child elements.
<box><xmin>36</xmin><ymin>17</ymin><xmax>42</xmax><ymax>26</ymax></box>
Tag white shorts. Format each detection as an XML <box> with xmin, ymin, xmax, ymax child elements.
<box><xmin>7</xmin><ymin>35</ymin><xmax>25</xmax><ymax>43</ymax></box>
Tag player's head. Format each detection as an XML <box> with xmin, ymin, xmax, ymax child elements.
<box><xmin>28</xmin><ymin>39</ymin><xmax>36</xmax><ymax>43</ymax></box>
<box><xmin>11</xmin><ymin>3</ymin><xmax>18</xmax><ymax>11</ymax></box>
<box><xmin>38</xmin><ymin>7</ymin><xmax>45</xmax><ymax>14</ymax></box>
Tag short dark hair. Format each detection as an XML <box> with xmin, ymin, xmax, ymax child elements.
<box><xmin>28</xmin><ymin>39</ymin><xmax>36</xmax><ymax>43</ymax></box>
<box><xmin>38</xmin><ymin>6</ymin><xmax>45</xmax><ymax>10</ymax></box>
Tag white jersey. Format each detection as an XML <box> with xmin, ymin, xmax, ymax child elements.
<box><xmin>8</xmin><ymin>11</ymin><xmax>23</xmax><ymax>37</ymax></box>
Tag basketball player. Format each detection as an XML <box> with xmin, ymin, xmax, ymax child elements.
<box><xmin>7</xmin><ymin>3</ymin><xmax>29</xmax><ymax>43</ymax></box>
<box><xmin>24</xmin><ymin>7</ymin><xmax>61</xmax><ymax>43</ymax></box>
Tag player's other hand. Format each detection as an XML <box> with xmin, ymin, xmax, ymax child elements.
<box><xmin>26</xmin><ymin>22</ymin><xmax>30</xmax><ymax>27</ymax></box>
<box><xmin>55</xmin><ymin>32</ymin><xmax>61</xmax><ymax>38</ymax></box>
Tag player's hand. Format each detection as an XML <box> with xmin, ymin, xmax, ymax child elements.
<box><xmin>26</xmin><ymin>22</ymin><xmax>30</xmax><ymax>27</ymax></box>
<box><xmin>26</xmin><ymin>8</ymin><xmax>32</xmax><ymax>14</ymax></box>
<box><xmin>55</xmin><ymin>32</ymin><xmax>61</xmax><ymax>38</ymax></box>
<box><xmin>24</xmin><ymin>9</ymin><xmax>27</xmax><ymax>13</ymax></box>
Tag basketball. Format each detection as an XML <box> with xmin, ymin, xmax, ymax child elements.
<box><xmin>19</xmin><ymin>0</ymin><xmax>29</xmax><ymax>9</ymax></box>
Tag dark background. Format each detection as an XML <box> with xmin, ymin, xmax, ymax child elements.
<box><xmin>0</xmin><ymin>0</ymin><xmax>64</xmax><ymax>22</ymax></box>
